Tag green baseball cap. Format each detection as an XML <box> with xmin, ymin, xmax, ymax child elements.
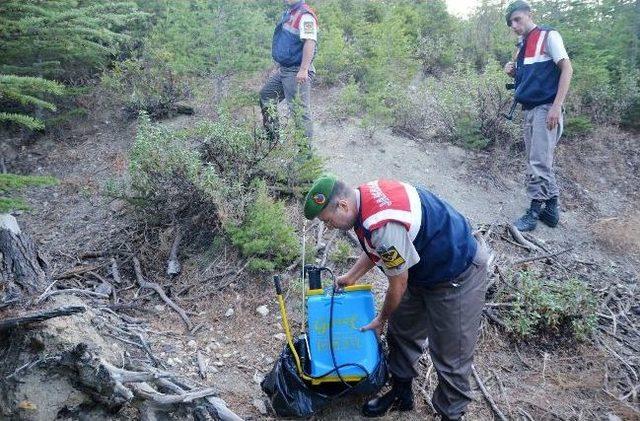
<box><xmin>505</xmin><ymin>0</ymin><xmax>531</xmax><ymax>26</ymax></box>
<box><xmin>304</xmin><ymin>174</ymin><xmax>337</xmax><ymax>220</ymax></box>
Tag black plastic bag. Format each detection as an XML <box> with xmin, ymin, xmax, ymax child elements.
<box><xmin>261</xmin><ymin>339</ymin><xmax>388</xmax><ymax>418</ymax></box>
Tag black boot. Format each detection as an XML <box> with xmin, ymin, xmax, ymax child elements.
<box><xmin>362</xmin><ymin>377</ymin><xmax>414</xmax><ymax>417</ymax></box>
<box><xmin>539</xmin><ymin>196</ymin><xmax>559</xmax><ymax>227</ymax></box>
<box><xmin>514</xmin><ymin>199</ymin><xmax>543</xmax><ymax>232</ymax></box>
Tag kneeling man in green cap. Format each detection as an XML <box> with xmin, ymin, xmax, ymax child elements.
<box><xmin>304</xmin><ymin>175</ymin><xmax>490</xmax><ymax>420</ymax></box>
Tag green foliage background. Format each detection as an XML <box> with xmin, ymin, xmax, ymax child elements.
<box><xmin>1</xmin><ymin>0</ymin><xmax>638</xmax><ymax>271</ymax></box>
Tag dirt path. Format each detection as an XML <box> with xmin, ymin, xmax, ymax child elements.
<box><xmin>312</xmin><ymin>98</ymin><xmax>611</xmax><ymax>266</ymax></box>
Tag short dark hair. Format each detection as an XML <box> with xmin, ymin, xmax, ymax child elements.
<box><xmin>505</xmin><ymin>0</ymin><xmax>531</xmax><ymax>26</ymax></box>
<box><xmin>327</xmin><ymin>180</ymin><xmax>352</xmax><ymax>209</ymax></box>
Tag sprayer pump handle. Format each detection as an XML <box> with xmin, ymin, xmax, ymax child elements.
<box><xmin>273</xmin><ymin>275</ymin><xmax>283</xmax><ymax>295</ymax></box>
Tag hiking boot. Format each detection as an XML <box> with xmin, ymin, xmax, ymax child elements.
<box><xmin>362</xmin><ymin>377</ymin><xmax>414</xmax><ymax>417</ymax></box>
<box><xmin>539</xmin><ymin>196</ymin><xmax>559</xmax><ymax>227</ymax></box>
<box><xmin>514</xmin><ymin>200</ymin><xmax>543</xmax><ymax>232</ymax></box>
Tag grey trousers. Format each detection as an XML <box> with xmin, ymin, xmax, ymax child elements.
<box><xmin>259</xmin><ymin>66</ymin><xmax>313</xmax><ymax>139</ymax></box>
<box><xmin>387</xmin><ymin>238</ymin><xmax>490</xmax><ymax>420</ymax></box>
<box><xmin>523</xmin><ymin>103</ymin><xmax>563</xmax><ymax>200</ymax></box>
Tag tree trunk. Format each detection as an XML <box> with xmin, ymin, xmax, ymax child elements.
<box><xmin>0</xmin><ymin>214</ymin><xmax>48</xmax><ymax>304</ymax></box>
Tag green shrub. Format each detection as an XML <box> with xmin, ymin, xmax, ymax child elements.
<box><xmin>226</xmin><ymin>182</ymin><xmax>298</xmax><ymax>272</ymax></box>
<box><xmin>621</xmin><ymin>98</ymin><xmax>640</xmax><ymax>131</ymax></box>
<box><xmin>504</xmin><ymin>271</ymin><xmax>597</xmax><ymax>341</ymax></box>
<box><xmin>563</xmin><ymin>115</ymin><xmax>594</xmax><ymax>139</ymax></box>
<box><xmin>0</xmin><ymin>173</ymin><xmax>58</xmax><ymax>212</ymax></box>
<box><xmin>101</xmin><ymin>57</ymin><xmax>190</xmax><ymax>119</ymax></box>
<box><xmin>330</xmin><ymin>240</ymin><xmax>352</xmax><ymax>265</ymax></box>
<box><xmin>126</xmin><ymin>111</ymin><xmax>322</xmax><ymax>271</ymax></box>
<box><xmin>314</xmin><ymin>0</ymin><xmax>424</xmax><ymax>125</ymax></box>
<box><xmin>140</xmin><ymin>0</ymin><xmax>273</xmax><ymax>77</ymax></box>
<box><xmin>397</xmin><ymin>60</ymin><xmax>518</xmax><ymax>149</ymax></box>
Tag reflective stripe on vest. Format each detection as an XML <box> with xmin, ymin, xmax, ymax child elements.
<box><xmin>355</xmin><ymin>180</ymin><xmax>422</xmax><ymax>262</ymax></box>
<box><xmin>515</xmin><ymin>25</ymin><xmax>560</xmax><ymax>108</ymax></box>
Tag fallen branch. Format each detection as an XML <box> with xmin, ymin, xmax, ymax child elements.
<box><xmin>144</xmin><ymin>367</ymin><xmax>243</xmax><ymax>421</ymax></box>
<box><xmin>37</xmin><ymin>288</ymin><xmax>110</xmax><ymax>303</ymax></box>
<box><xmin>197</xmin><ymin>351</ymin><xmax>207</xmax><ymax>379</ymax></box>
<box><xmin>0</xmin><ymin>298</ymin><xmax>20</xmax><ymax>309</ymax></box>
<box><xmin>110</xmin><ymin>258</ymin><xmax>123</xmax><ymax>285</ymax></box>
<box><xmin>483</xmin><ymin>308</ymin><xmax>507</xmax><ymax>328</ymax></box>
<box><xmin>130</xmin><ymin>382</ymin><xmax>217</xmax><ymax>405</ymax></box>
<box><xmin>506</xmin><ymin>224</ymin><xmax>538</xmax><ymax>252</ymax></box>
<box><xmin>133</xmin><ymin>257</ymin><xmax>193</xmax><ymax>330</ymax></box>
<box><xmin>472</xmin><ymin>365</ymin><xmax>508</xmax><ymax>421</ymax></box>
<box><xmin>345</xmin><ymin>230</ymin><xmax>360</xmax><ymax>247</ymax></box>
<box><xmin>513</xmin><ymin>247</ymin><xmax>573</xmax><ymax>265</ymax></box>
<box><xmin>49</xmin><ymin>343</ymin><xmax>242</xmax><ymax>419</ymax></box>
<box><xmin>54</xmin><ymin>264</ymin><xmax>103</xmax><ymax>280</ymax></box>
<box><xmin>0</xmin><ymin>306</ymin><xmax>86</xmax><ymax>332</ymax></box>
<box><xmin>597</xmin><ymin>337</ymin><xmax>639</xmax><ymax>382</ymax></box>
<box><xmin>80</xmin><ymin>251</ymin><xmax>108</xmax><ymax>259</ymax></box>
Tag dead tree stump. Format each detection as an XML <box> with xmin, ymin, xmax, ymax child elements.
<box><xmin>0</xmin><ymin>214</ymin><xmax>48</xmax><ymax>304</ymax></box>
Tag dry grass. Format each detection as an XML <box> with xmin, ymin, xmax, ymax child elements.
<box><xmin>593</xmin><ymin>212</ymin><xmax>640</xmax><ymax>262</ymax></box>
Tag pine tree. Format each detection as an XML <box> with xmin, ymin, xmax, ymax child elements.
<box><xmin>0</xmin><ymin>75</ymin><xmax>64</xmax><ymax>130</ymax></box>
<box><xmin>0</xmin><ymin>0</ymin><xmax>148</xmax><ymax>129</ymax></box>
<box><xmin>0</xmin><ymin>0</ymin><xmax>148</xmax><ymax>80</ymax></box>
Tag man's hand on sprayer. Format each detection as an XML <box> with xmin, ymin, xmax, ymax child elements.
<box><xmin>335</xmin><ymin>274</ymin><xmax>357</xmax><ymax>288</ymax></box>
<box><xmin>360</xmin><ymin>315</ymin><xmax>385</xmax><ymax>337</ymax></box>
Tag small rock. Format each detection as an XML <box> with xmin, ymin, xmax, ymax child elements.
<box><xmin>213</xmin><ymin>361</ymin><xmax>224</xmax><ymax>367</ymax></box>
<box><xmin>210</xmin><ymin>366</ymin><xmax>219</xmax><ymax>373</ymax></box>
<box><xmin>154</xmin><ymin>304</ymin><xmax>165</xmax><ymax>312</ymax></box>
<box><xmin>253</xmin><ymin>399</ymin><xmax>267</xmax><ymax>415</ymax></box>
<box><xmin>225</xmin><ymin>308</ymin><xmax>234</xmax><ymax>317</ymax></box>
<box><xmin>95</xmin><ymin>282</ymin><xmax>113</xmax><ymax>295</ymax></box>
<box><xmin>223</xmin><ymin>353</ymin><xmax>233</xmax><ymax>358</ymax></box>
<box><xmin>273</xmin><ymin>333</ymin><xmax>286</xmax><ymax>341</ymax></box>
<box><xmin>17</xmin><ymin>400</ymin><xmax>37</xmax><ymax>411</ymax></box>
<box><xmin>607</xmin><ymin>415</ymin><xmax>622</xmax><ymax>421</ymax></box>
<box><xmin>256</xmin><ymin>305</ymin><xmax>269</xmax><ymax>317</ymax></box>
<box><xmin>109</xmin><ymin>199</ymin><xmax>126</xmax><ymax>213</ymax></box>
<box><xmin>173</xmin><ymin>358</ymin><xmax>183</xmax><ymax>364</ymax></box>
<box><xmin>187</xmin><ymin>340</ymin><xmax>197</xmax><ymax>348</ymax></box>
<box><xmin>253</xmin><ymin>371</ymin><xmax>264</xmax><ymax>384</ymax></box>
<box><xmin>265</xmin><ymin>357</ymin><xmax>275</xmax><ymax>365</ymax></box>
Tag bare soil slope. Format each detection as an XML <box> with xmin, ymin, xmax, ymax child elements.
<box><xmin>3</xmin><ymin>83</ymin><xmax>639</xmax><ymax>420</ymax></box>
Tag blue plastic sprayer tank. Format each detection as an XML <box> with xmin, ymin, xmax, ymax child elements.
<box><xmin>306</xmin><ymin>285</ymin><xmax>379</xmax><ymax>384</ymax></box>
